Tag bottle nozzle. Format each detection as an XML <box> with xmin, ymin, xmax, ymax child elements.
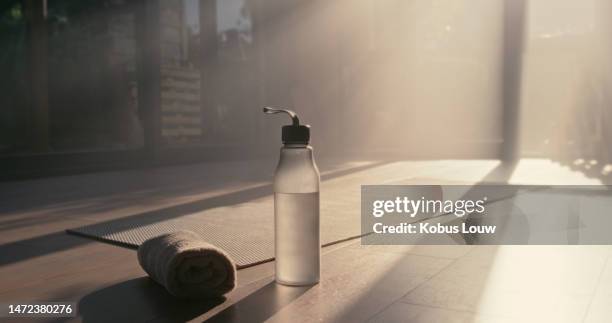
<box><xmin>263</xmin><ymin>106</ymin><xmax>310</xmax><ymax>144</ymax></box>
<box><xmin>263</xmin><ymin>107</ymin><xmax>300</xmax><ymax>126</ymax></box>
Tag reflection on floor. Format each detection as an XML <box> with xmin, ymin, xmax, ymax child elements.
<box><xmin>0</xmin><ymin>159</ymin><xmax>610</xmax><ymax>322</ymax></box>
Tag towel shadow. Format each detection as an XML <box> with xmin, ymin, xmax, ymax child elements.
<box><xmin>78</xmin><ymin>277</ymin><xmax>224</xmax><ymax>323</ymax></box>
<box><xmin>207</xmin><ymin>281</ymin><xmax>312</xmax><ymax>322</ymax></box>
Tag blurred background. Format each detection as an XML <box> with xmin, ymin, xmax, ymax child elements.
<box><xmin>1</xmin><ymin>0</ymin><xmax>611</xmax><ymax>180</ymax></box>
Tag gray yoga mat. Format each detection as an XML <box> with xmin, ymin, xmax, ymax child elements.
<box><xmin>67</xmin><ymin>186</ymin><xmax>364</xmax><ymax>269</ymax></box>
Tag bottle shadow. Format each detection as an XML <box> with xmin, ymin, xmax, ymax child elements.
<box><xmin>206</xmin><ymin>281</ymin><xmax>312</xmax><ymax>322</ymax></box>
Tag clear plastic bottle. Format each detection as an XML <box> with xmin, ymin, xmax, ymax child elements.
<box><xmin>264</xmin><ymin>107</ymin><xmax>320</xmax><ymax>286</ymax></box>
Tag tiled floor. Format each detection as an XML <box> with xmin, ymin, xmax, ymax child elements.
<box><xmin>0</xmin><ymin>158</ymin><xmax>610</xmax><ymax>322</ymax></box>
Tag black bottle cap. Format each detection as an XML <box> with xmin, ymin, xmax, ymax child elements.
<box><xmin>263</xmin><ymin>107</ymin><xmax>310</xmax><ymax>144</ymax></box>
<box><xmin>282</xmin><ymin>124</ymin><xmax>310</xmax><ymax>144</ymax></box>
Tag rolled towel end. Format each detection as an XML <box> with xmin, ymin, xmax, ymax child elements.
<box><xmin>138</xmin><ymin>231</ymin><xmax>236</xmax><ymax>298</ymax></box>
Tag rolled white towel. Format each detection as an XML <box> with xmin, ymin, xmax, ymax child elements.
<box><xmin>137</xmin><ymin>231</ymin><xmax>236</xmax><ymax>298</ymax></box>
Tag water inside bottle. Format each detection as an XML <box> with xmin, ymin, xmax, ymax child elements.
<box><xmin>274</xmin><ymin>192</ymin><xmax>320</xmax><ymax>285</ymax></box>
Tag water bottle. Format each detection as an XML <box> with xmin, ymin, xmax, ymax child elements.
<box><xmin>264</xmin><ymin>107</ymin><xmax>320</xmax><ymax>286</ymax></box>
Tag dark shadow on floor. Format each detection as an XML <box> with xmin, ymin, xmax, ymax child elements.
<box><xmin>0</xmin><ymin>232</ymin><xmax>94</xmax><ymax>266</ymax></box>
<box><xmin>450</xmin><ymin>160</ymin><xmax>526</xmax><ymax>244</ymax></box>
<box><xmin>206</xmin><ymin>281</ymin><xmax>311</xmax><ymax>322</ymax></box>
<box><xmin>78</xmin><ymin>277</ymin><xmax>224</xmax><ymax>323</ymax></box>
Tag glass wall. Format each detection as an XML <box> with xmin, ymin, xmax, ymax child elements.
<box><xmin>159</xmin><ymin>0</ymin><xmax>203</xmax><ymax>145</ymax></box>
<box><xmin>346</xmin><ymin>0</ymin><xmax>505</xmax><ymax>156</ymax></box>
<box><xmin>256</xmin><ymin>0</ymin><xmax>506</xmax><ymax>156</ymax></box>
<box><xmin>212</xmin><ymin>0</ymin><xmax>257</xmax><ymax>145</ymax></box>
<box><xmin>521</xmin><ymin>0</ymin><xmax>612</xmax><ymax>171</ymax></box>
<box><xmin>46</xmin><ymin>0</ymin><xmax>144</xmax><ymax>151</ymax></box>
<box><xmin>0</xmin><ymin>1</ymin><xmax>28</xmax><ymax>154</ymax></box>
<box><xmin>159</xmin><ymin>0</ymin><xmax>257</xmax><ymax>147</ymax></box>
<box><xmin>2</xmin><ymin>0</ymin><xmax>610</xmax><ymax>172</ymax></box>
<box><xmin>0</xmin><ymin>0</ymin><xmax>144</xmax><ymax>155</ymax></box>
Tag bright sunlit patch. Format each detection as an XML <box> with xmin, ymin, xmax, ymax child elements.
<box><xmin>474</xmin><ymin>246</ymin><xmax>610</xmax><ymax>321</ymax></box>
<box><xmin>377</xmin><ymin>160</ymin><xmax>502</xmax><ymax>185</ymax></box>
<box><xmin>510</xmin><ymin>159</ymin><xmax>604</xmax><ymax>184</ymax></box>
